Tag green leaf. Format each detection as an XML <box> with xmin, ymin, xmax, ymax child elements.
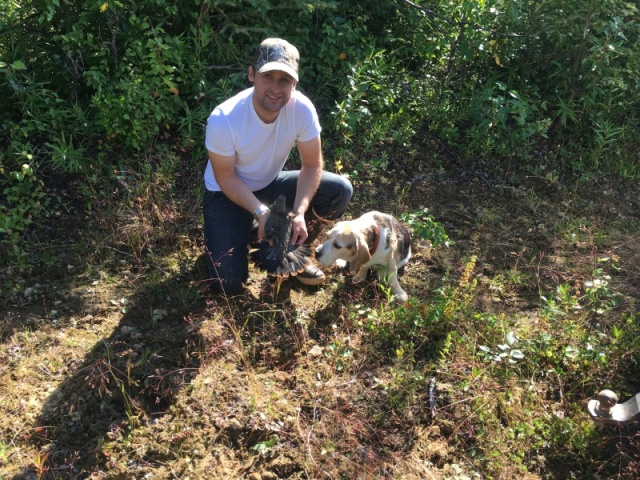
<box><xmin>611</xmin><ymin>324</ymin><xmax>621</xmax><ymax>339</ymax></box>
<box><xmin>12</xmin><ymin>61</ymin><xmax>27</xmax><ymax>70</ymax></box>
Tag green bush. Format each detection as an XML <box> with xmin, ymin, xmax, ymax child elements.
<box><xmin>515</xmin><ymin>0</ymin><xmax>640</xmax><ymax>174</ymax></box>
<box><xmin>0</xmin><ymin>159</ymin><xmax>46</xmax><ymax>263</ymax></box>
<box><xmin>1</xmin><ymin>0</ymin><xmax>639</xmax><ymax>258</ymax></box>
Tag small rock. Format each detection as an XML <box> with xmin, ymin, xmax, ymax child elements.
<box><xmin>308</xmin><ymin>345</ymin><xmax>324</xmax><ymax>357</ymax></box>
<box><xmin>227</xmin><ymin>418</ymin><xmax>243</xmax><ymax>431</ymax></box>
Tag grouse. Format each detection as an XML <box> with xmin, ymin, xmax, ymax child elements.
<box><xmin>249</xmin><ymin>195</ymin><xmax>313</xmax><ymax>277</ymax></box>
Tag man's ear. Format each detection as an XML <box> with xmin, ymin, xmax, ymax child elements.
<box><xmin>248</xmin><ymin>66</ymin><xmax>255</xmax><ymax>82</ymax></box>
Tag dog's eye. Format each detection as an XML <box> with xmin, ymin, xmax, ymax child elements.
<box><xmin>346</xmin><ymin>243</ymin><xmax>355</xmax><ymax>250</ymax></box>
<box><xmin>333</xmin><ymin>241</ymin><xmax>341</xmax><ymax>249</ymax></box>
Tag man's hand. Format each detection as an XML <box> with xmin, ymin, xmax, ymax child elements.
<box><xmin>290</xmin><ymin>213</ymin><xmax>308</xmax><ymax>245</ymax></box>
<box><xmin>257</xmin><ymin>211</ymin><xmax>271</xmax><ymax>242</ymax></box>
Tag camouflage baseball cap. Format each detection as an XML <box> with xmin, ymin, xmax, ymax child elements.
<box><xmin>253</xmin><ymin>38</ymin><xmax>300</xmax><ymax>81</ymax></box>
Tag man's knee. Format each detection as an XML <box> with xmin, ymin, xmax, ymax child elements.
<box><xmin>318</xmin><ymin>174</ymin><xmax>353</xmax><ymax>220</ymax></box>
<box><xmin>334</xmin><ymin>175</ymin><xmax>353</xmax><ymax>201</ymax></box>
<box><xmin>338</xmin><ymin>177</ymin><xmax>353</xmax><ymax>208</ymax></box>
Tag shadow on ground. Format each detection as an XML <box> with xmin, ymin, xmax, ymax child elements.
<box><xmin>12</xmin><ymin>260</ymin><xmax>209</xmax><ymax>478</ymax></box>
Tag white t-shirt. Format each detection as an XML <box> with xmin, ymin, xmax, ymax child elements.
<box><xmin>204</xmin><ymin>87</ymin><xmax>321</xmax><ymax>192</ymax></box>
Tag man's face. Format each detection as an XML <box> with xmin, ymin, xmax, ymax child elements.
<box><xmin>248</xmin><ymin>67</ymin><xmax>297</xmax><ymax>123</ymax></box>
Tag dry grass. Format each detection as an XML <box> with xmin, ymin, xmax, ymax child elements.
<box><xmin>1</xmin><ymin>156</ymin><xmax>640</xmax><ymax>479</ymax></box>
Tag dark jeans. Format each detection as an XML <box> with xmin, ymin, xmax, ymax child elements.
<box><xmin>203</xmin><ymin>170</ymin><xmax>353</xmax><ymax>294</ymax></box>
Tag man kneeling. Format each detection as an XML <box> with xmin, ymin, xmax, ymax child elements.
<box><xmin>203</xmin><ymin>38</ymin><xmax>353</xmax><ymax>294</ymax></box>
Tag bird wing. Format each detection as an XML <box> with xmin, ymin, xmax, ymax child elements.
<box><xmin>249</xmin><ymin>195</ymin><xmax>313</xmax><ymax>277</ymax></box>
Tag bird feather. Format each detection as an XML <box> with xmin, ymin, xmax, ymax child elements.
<box><xmin>249</xmin><ymin>195</ymin><xmax>313</xmax><ymax>277</ymax></box>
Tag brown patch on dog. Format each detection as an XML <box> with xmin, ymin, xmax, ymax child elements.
<box><xmin>362</xmin><ymin>225</ymin><xmax>378</xmax><ymax>252</ymax></box>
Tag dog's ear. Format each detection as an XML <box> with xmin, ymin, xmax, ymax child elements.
<box><xmin>349</xmin><ymin>233</ymin><xmax>371</xmax><ymax>274</ymax></box>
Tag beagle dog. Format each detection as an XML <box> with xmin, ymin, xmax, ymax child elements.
<box><xmin>315</xmin><ymin>211</ymin><xmax>411</xmax><ymax>302</ymax></box>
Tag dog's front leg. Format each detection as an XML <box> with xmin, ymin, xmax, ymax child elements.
<box><xmin>352</xmin><ymin>266</ymin><xmax>368</xmax><ymax>284</ymax></box>
<box><xmin>387</xmin><ymin>261</ymin><xmax>408</xmax><ymax>302</ymax></box>
<box><xmin>391</xmin><ymin>281</ymin><xmax>408</xmax><ymax>302</ymax></box>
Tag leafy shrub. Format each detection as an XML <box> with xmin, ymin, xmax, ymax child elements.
<box><xmin>85</xmin><ymin>18</ymin><xmax>188</xmax><ymax>152</ymax></box>
<box><xmin>460</xmin><ymin>80</ymin><xmax>552</xmax><ymax>159</ymax></box>
<box><xmin>0</xmin><ymin>160</ymin><xmax>46</xmax><ymax>263</ymax></box>
<box><xmin>517</xmin><ymin>0</ymin><xmax>640</xmax><ymax>174</ymax></box>
<box><xmin>329</xmin><ymin>49</ymin><xmax>432</xmax><ymax>161</ymax></box>
<box><xmin>400</xmin><ymin>208</ymin><xmax>450</xmax><ymax>247</ymax></box>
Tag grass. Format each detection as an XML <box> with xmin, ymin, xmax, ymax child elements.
<box><xmin>1</xmin><ymin>146</ymin><xmax>639</xmax><ymax>479</ymax></box>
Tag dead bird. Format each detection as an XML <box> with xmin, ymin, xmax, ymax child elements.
<box><xmin>249</xmin><ymin>195</ymin><xmax>313</xmax><ymax>277</ymax></box>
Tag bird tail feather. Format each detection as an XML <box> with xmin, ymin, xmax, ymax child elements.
<box><xmin>249</xmin><ymin>242</ymin><xmax>312</xmax><ymax>277</ymax></box>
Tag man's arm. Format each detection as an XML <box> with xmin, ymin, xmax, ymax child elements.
<box><xmin>290</xmin><ymin>135</ymin><xmax>323</xmax><ymax>245</ymax></box>
<box><xmin>208</xmin><ymin>150</ymin><xmax>271</xmax><ymax>240</ymax></box>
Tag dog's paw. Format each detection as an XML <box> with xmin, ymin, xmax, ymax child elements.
<box><xmin>335</xmin><ymin>259</ymin><xmax>348</xmax><ymax>269</ymax></box>
<box><xmin>351</xmin><ymin>274</ymin><xmax>366</xmax><ymax>284</ymax></box>
<box><xmin>394</xmin><ymin>291</ymin><xmax>409</xmax><ymax>303</ymax></box>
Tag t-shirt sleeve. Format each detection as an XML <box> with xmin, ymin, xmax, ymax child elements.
<box><xmin>205</xmin><ymin>108</ymin><xmax>235</xmax><ymax>156</ymax></box>
<box><xmin>296</xmin><ymin>94</ymin><xmax>322</xmax><ymax>143</ymax></box>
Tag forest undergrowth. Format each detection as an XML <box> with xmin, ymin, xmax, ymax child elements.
<box><xmin>1</xmin><ymin>146</ymin><xmax>640</xmax><ymax>479</ymax></box>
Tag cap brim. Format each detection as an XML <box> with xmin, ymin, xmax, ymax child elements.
<box><xmin>257</xmin><ymin>62</ymin><xmax>299</xmax><ymax>82</ymax></box>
